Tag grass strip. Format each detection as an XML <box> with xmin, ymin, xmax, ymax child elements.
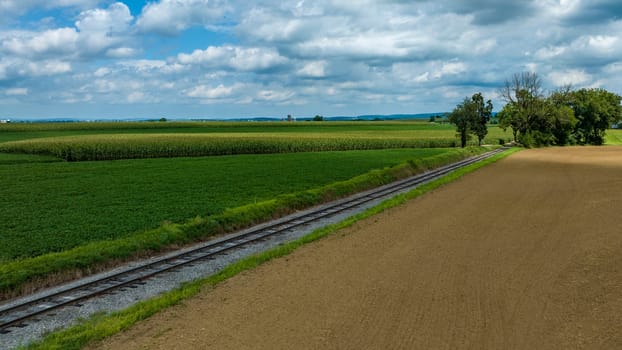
<box><xmin>605</xmin><ymin>129</ymin><xmax>622</xmax><ymax>145</ymax></box>
<box><xmin>21</xmin><ymin>147</ymin><xmax>520</xmax><ymax>350</ymax></box>
<box><xmin>1</xmin><ymin>147</ymin><xmax>490</xmax><ymax>296</ymax></box>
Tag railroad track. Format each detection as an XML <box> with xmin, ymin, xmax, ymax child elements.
<box><xmin>0</xmin><ymin>147</ymin><xmax>507</xmax><ymax>334</ymax></box>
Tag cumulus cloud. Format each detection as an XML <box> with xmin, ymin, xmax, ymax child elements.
<box><xmin>75</xmin><ymin>2</ymin><xmax>134</xmax><ymax>55</ymax></box>
<box><xmin>548</xmin><ymin>69</ymin><xmax>592</xmax><ymax>86</ymax></box>
<box><xmin>0</xmin><ymin>2</ymin><xmax>134</xmax><ymax>62</ymax></box>
<box><xmin>256</xmin><ymin>89</ymin><xmax>295</xmax><ymax>102</ymax></box>
<box><xmin>0</xmin><ymin>57</ymin><xmax>71</xmax><ymax>80</ymax></box>
<box><xmin>136</xmin><ymin>0</ymin><xmax>231</xmax><ymax>35</ymax></box>
<box><xmin>75</xmin><ymin>3</ymin><xmax>132</xmax><ymax>34</ymax></box>
<box><xmin>420</xmin><ymin>0</ymin><xmax>537</xmax><ymax>25</ymax></box>
<box><xmin>1</xmin><ymin>28</ymin><xmax>79</xmax><ymax>58</ymax></box>
<box><xmin>106</xmin><ymin>47</ymin><xmax>138</xmax><ymax>58</ymax></box>
<box><xmin>4</xmin><ymin>87</ymin><xmax>29</xmax><ymax>96</ymax></box>
<box><xmin>297</xmin><ymin>61</ymin><xmax>327</xmax><ymax>78</ymax></box>
<box><xmin>2</xmin><ymin>0</ymin><xmax>622</xmax><ymax>118</ymax></box>
<box><xmin>0</xmin><ymin>0</ymin><xmax>98</xmax><ymax>16</ymax></box>
<box><xmin>177</xmin><ymin>46</ymin><xmax>288</xmax><ymax>71</ymax></box>
<box><xmin>546</xmin><ymin>0</ymin><xmax>622</xmax><ymax>25</ymax></box>
<box><xmin>186</xmin><ymin>84</ymin><xmax>237</xmax><ymax>99</ymax></box>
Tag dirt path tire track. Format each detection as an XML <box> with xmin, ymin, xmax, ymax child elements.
<box><xmin>94</xmin><ymin>147</ymin><xmax>622</xmax><ymax>350</ymax></box>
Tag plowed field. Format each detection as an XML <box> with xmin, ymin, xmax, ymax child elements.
<box><xmin>94</xmin><ymin>146</ymin><xmax>622</xmax><ymax>350</ymax></box>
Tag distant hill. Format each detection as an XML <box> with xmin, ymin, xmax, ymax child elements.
<box><xmin>5</xmin><ymin>113</ymin><xmax>446</xmax><ymax>123</ymax></box>
<box><xmin>203</xmin><ymin>113</ymin><xmax>445</xmax><ymax>122</ymax></box>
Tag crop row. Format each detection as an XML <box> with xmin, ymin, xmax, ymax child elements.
<box><xmin>0</xmin><ymin>133</ymin><xmax>505</xmax><ymax>161</ymax></box>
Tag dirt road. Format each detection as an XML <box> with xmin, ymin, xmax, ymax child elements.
<box><xmin>94</xmin><ymin>147</ymin><xmax>622</xmax><ymax>350</ymax></box>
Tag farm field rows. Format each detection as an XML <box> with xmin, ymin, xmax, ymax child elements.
<box><xmin>0</xmin><ymin>120</ymin><xmax>503</xmax><ymax>296</ymax></box>
<box><xmin>0</xmin><ymin>148</ymin><xmax>451</xmax><ymax>262</ymax></box>
<box><xmin>0</xmin><ymin>121</ymin><xmax>511</xmax><ymax>160</ymax></box>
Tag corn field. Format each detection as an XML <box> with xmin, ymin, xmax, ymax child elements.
<box><xmin>0</xmin><ymin>133</ymin><xmax>494</xmax><ymax>161</ymax></box>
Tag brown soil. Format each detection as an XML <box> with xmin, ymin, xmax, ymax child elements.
<box><xmin>93</xmin><ymin>147</ymin><xmax>622</xmax><ymax>350</ymax></box>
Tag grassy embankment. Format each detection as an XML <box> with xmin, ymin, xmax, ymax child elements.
<box><xmin>20</xmin><ymin>147</ymin><xmax>520</xmax><ymax>350</ymax></box>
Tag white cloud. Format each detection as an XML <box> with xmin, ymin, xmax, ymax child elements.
<box><xmin>0</xmin><ymin>0</ymin><xmax>98</xmax><ymax>15</ymax></box>
<box><xmin>548</xmin><ymin>69</ymin><xmax>591</xmax><ymax>86</ymax></box>
<box><xmin>433</xmin><ymin>62</ymin><xmax>467</xmax><ymax>79</ymax></box>
<box><xmin>297</xmin><ymin>61</ymin><xmax>327</xmax><ymax>78</ymax></box>
<box><xmin>3</xmin><ymin>0</ymin><xmax>622</xmax><ymax>118</ymax></box>
<box><xmin>93</xmin><ymin>67</ymin><xmax>110</xmax><ymax>77</ymax></box>
<box><xmin>0</xmin><ymin>58</ymin><xmax>70</xmax><ymax>81</ymax></box>
<box><xmin>256</xmin><ymin>89</ymin><xmax>295</xmax><ymax>102</ymax></box>
<box><xmin>415</xmin><ymin>72</ymin><xmax>430</xmax><ymax>83</ymax></box>
<box><xmin>106</xmin><ymin>47</ymin><xmax>138</xmax><ymax>58</ymax></box>
<box><xmin>127</xmin><ymin>91</ymin><xmax>146</xmax><ymax>103</ymax></box>
<box><xmin>535</xmin><ymin>46</ymin><xmax>566</xmax><ymax>60</ymax></box>
<box><xmin>137</xmin><ymin>0</ymin><xmax>230</xmax><ymax>35</ymax></box>
<box><xmin>0</xmin><ymin>2</ymin><xmax>134</xmax><ymax>61</ymax></box>
<box><xmin>1</xmin><ymin>28</ymin><xmax>79</xmax><ymax>57</ymax></box>
<box><xmin>4</xmin><ymin>87</ymin><xmax>28</xmax><ymax>96</ymax></box>
<box><xmin>20</xmin><ymin>59</ymin><xmax>72</xmax><ymax>77</ymax></box>
<box><xmin>177</xmin><ymin>46</ymin><xmax>287</xmax><ymax>71</ymax></box>
<box><xmin>75</xmin><ymin>2</ymin><xmax>132</xmax><ymax>34</ymax></box>
<box><xmin>75</xmin><ymin>2</ymin><xmax>134</xmax><ymax>55</ymax></box>
<box><xmin>186</xmin><ymin>84</ymin><xmax>237</xmax><ymax>99</ymax></box>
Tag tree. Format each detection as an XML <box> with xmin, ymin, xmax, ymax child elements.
<box><xmin>498</xmin><ymin>72</ymin><xmax>545</xmax><ymax>143</ymax></box>
<box><xmin>547</xmin><ymin>87</ymin><xmax>577</xmax><ymax>145</ymax></box>
<box><xmin>568</xmin><ymin>88</ymin><xmax>622</xmax><ymax>145</ymax></box>
<box><xmin>448</xmin><ymin>92</ymin><xmax>493</xmax><ymax>147</ymax></box>
<box><xmin>497</xmin><ymin>102</ymin><xmax>521</xmax><ymax>142</ymax></box>
<box><xmin>471</xmin><ymin>93</ymin><xmax>493</xmax><ymax>146</ymax></box>
<box><xmin>313</xmin><ymin>115</ymin><xmax>324</xmax><ymax>121</ymax></box>
<box><xmin>448</xmin><ymin>97</ymin><xmax>473</xmax><ymax>148</ymax></box>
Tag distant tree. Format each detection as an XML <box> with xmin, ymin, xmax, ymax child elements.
<box><xmin>313</xmin><ymin>115</ymin><xmax>324</xmax><ymax>121</ymax></box>
<box><xmin>448</xmin><ymin>92</ymin><xmax>493</xmax><ymax>147</ymax></box>
<box><xmin>159</xmin><ymin>117</ymin><xmax>167</xmax><ymax>122</ymax></box>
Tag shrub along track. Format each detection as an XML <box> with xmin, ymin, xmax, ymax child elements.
<box><xmin>93</xmin><ymin>146</ymin><xmax>622</xmax><ymax>350</ymax></box>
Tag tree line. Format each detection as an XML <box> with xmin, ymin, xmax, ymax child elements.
<box><xmin>448</xmin><ymin>72</ymin><xmax>622</xmax><ymax>147</ymax></box>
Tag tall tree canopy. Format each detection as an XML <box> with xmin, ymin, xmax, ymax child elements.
<box><xmin>497</xmin><ymin>72</ymin><xmax>621</xmax><ymax>147</ymax></box>
<box><xmin>448</xmin><ymin>92</ymin><xmax>493</xmax><ymax>147</ymax></box>
<box><xmin>568</xmin><ymin>88</ymin><xmax>622</xmax><ymax>145</ymax></box>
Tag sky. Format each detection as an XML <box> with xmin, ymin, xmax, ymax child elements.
<box><xmin>1</xmin><ymin>0</ymin><xmax>621</xmax><ymax>120</ymax></box>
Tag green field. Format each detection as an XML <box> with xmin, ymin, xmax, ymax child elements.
<box><xmin>0</xmin><ymin>122</ymin><xmax>512</xmax><ymax>161</ymax></box>
<box><xmin>0</xmin><ymin>121</ymin><xmax>506</xmax><ymax>294</ymax></box>
<box><xmin>605</xmin><ymin>129</ymin><xmax>622</xmax><ymax>145</ymax></box>
<box><xmin>1</xmin><ymin>148</ymin><xmax>452</xmax><ymax>261</ymax></box>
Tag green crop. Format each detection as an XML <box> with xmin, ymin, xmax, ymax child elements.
<box><xmin>0</xmin><ymin>130</ymin><xmax>511</xmax><ymax>161</ymax></box>
<box><xmin>0</xmin><ymin>148</ymin><xmax>452</xmax><ymax>262</ymax></box>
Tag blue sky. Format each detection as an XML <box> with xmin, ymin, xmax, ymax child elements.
<box><xmin>1</xmin><ymin>0</ymin><xmax>622</xmax><ymax>119</ymax></box>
